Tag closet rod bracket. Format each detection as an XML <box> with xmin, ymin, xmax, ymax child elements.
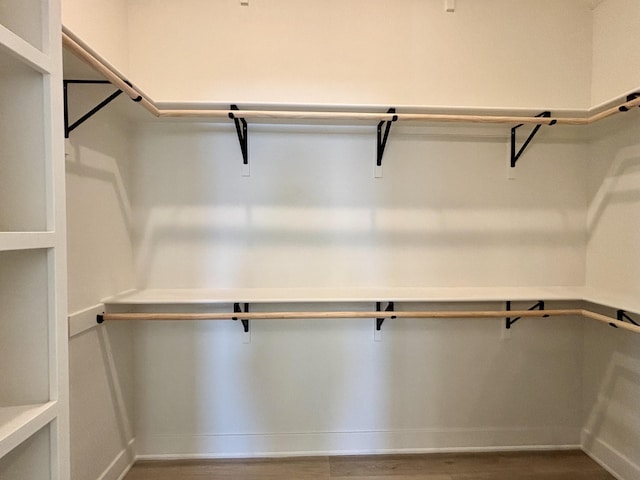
<box><xmin>96</xmin><ymin>314</ymin><xmax>105</xmax><ymax>324</ymax></box>
<box><xmin>376</xmin><ymin>301</ymin><xmax>396</xmax><ymax>330</ymax></box>
<box><xmin>233</xmin><ymin>302</ymin><xmax>250</xmax><ymax>332</ymax></box>
<box><xmin>510</xmin><ymin>111</ymin><xmax>554</xmax><ymax>167</ymax></box>
<box><xmin>619</xmin><ymin>93</ymin><xmax>640</xmax><ymax>112</ymax></box>
<box><xmin>229</xmin><ymin>105</ymin><xmax>249</xmax><ymax>171</ymax></box>
<box><xmin>63</xmin><ymin>80</ymin><xmax>140</xmax><ymax>138</ymax></box>
<box><xmin>614</xmin><ymin>310</ymin><xmax>639</xmax><ymax>328</ymax></box>
<box><xmin>377</xmin><ymin>108</ymin><xmax>398</xmax><ymax>169</ymax></box>
<box><xmin>505</xmin><ymin>300</ymin><xmax>548</xmax><ymax>329</ymax></box>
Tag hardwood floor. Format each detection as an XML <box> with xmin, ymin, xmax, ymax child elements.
<box><xmin>124</xmin><ymin>450</ymin><xmax>615</xmax><ymax>479</ymax></box>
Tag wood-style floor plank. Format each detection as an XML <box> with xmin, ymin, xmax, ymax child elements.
<box><xmin>125</xmin><ymin>457</ymin><xmax>330</xmax><ymax>479</ymax></box>
<box><xmin>124</xmin><ymin>450</ymin><xmax>615</xmax><ymax>479</ymax></box>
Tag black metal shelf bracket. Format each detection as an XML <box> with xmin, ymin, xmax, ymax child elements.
<box><xmin>505</xmin><ymin>300</ymin><xmax>548</xmax><ymax>329</ymax></box>
<box><xmin>63</xmin><ymin>80</ymin><xmax>140</xmax><ymax>138</ymax></box>
<box><xmin>510</xmin><ymin>111</ymin><xmax>555</xmax><ymax>168</ymax></box>
<box><xmin>229</xmin><ymin>105</ymin><xmax>248</xmax><ymax>167</ymax></box>
<box><xmin>618</xmin><ymin>93</ymin><xmax>640</xmax><ymax>112</ymax></box>
<box><xmin>376</xmin><ymin>301</ymin><xmax>396</xmax><ymax>331</ymax></box>
<box><xmin>377</xmin><ymin>108</ymin><xmax>398</xmax><ymax>168</ymax></box>
<box><xmin>233</xmin><ymin>302</ymin><xmax>250</xmax><ymax>333</ymax></box>
<box><xmin>614</xmin><ymin>310</ymin><xmax>639</xmax><ymax>328</ymax></box>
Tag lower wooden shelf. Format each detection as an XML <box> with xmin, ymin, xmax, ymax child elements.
<box><xmin>0</xmin><ymin>402</ymin><xmax>57</xmax><ymax>460</ymax></box>
<box><xmin>67</xmin><ymin>285</ymin><xmax>639</xmax><ymax>337</ymax></box>
<box><xmin>104</xmin><ymin>286</ymin><xmax>587</xmax><ymax>306</ymax></box>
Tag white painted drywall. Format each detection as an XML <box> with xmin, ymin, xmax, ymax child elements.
<box><xmin>585</xmin><ymin>113</ymin><xmax>640</xmax><ymax>303</ymax></box>
<box><xmin>125</xmin><ymin>0</ymin><xmax>592</xmax><ymax>109</ymax></box>
<box><xmin>131</xmin><ymin>124</ymin><xmax>587</xmax><ymax>290</ymax></box>
<box><xmin>65</xmin><ymin>89</ymin><xmax>136</xmax><ymax>480</ymax></box>
<box><xmin>134</xmin><ymin>307</ymin><xmax>585</xmax><ymax>457</ymax></box>
<box><xmin>583</xmin><ymin>112</ymin><xmax>640</xmax><ymax>479</ymax></box>
<box><xmin>62</xmin><ymin>0</ymin><xmax>130</xmax><ymax>76</ymax></box>
<box><xmin>128</xmin><ymin>121</ymin><xmax>588</xmax><ymax>456</ymax></box>
<box><xmin>591</xmin><ymin>0</ymin><xmax>640</xmax><ymax>106</ymax></box>
<box><xmin>582</xmin><ymin>321</ymin><xmax>640</xmax><ymax>480</ymax></box>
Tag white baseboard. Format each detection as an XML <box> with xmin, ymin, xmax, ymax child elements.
<box><xmin>135</xmin><ymin>427</ymin><xmax>580</xmax><ymax>460</ymax></box>
<box><xmin>98</xmin><ymin>438</ymin><xmax>136</xmax><ymax>480</ymax></box>
<box><xmin>582</xmin><ymin>429</ymin><xmax>640</xmax><ymax>480</ymax></box>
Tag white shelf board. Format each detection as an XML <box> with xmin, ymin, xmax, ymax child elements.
<box><xmin>0</xmin><ymin>24</ymin><xmax>51</xmax><ymax>73</ymax></box>
<box><xmin>154</xmin><ymin>100</ymin><xmax>588</xmax><ymax>118</ymax></box>
<box><xmin>0</xmin><ymin>402</ymin><xmax>57</xmax><ymax>460</ymax></box>
<box><xmin>0</xmin><ymin>232</ymin><xmax>55</xmax><ymax>252</ymax></box>
<box><xmin>104</xmin><ymin>286</ymin><xmax>586</xmax><ymax>306</ymax></box>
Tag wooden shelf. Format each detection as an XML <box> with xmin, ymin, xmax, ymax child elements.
<box><xmin>0</xmin><ymin>25</ymin><xmax>50</xmax><ymax>73</ymax></box>
<box><xmin>100</xmin><ymin>287</ymin><xmax>640</xmax><ymax>335</ymax></box>
<box><xmin>0</xmin><ymin>233</ymin><xmax>55</xmax><ymax>252</ymax></box>
<box><xmin>104</xmin><ymin>287</ymin><xmax>640</xmax><ymax>316</ymax></box>
<box><xmin>0</xmin><ymin>402</ymin><xmax>56</xmax><ymax>460</ymax></box>
<box><xmin>105</xmin><ymin>286</ymin><xmax>586</xmax><ymax>306</ymax></box>
<box><xmin>103</xmin><ymin>286</ymin><xmax>640</xmax><ymax>315</ymax></box>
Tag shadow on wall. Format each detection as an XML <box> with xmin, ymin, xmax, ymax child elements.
<box><xmin>582</xmin><ymin>348</ymin><xmax>640</xmax><ymax>476</ymax></box>
<box><xmin>587</xmin><ymin>150</ymin><xmax>640</xmax><ymax>236</ymax></box>
<box><xmin>130</xmin><ymin>124</ymin><xmax>586</xmax><ymax>289</ymax></box>
<box><xmin>130</xmin><ymin>301</ymin><xmax>587</xmax><ymax>457</ymax></box>
<box><xmin>98</xmin><ymin>325</ymin><xmax>135</xmax><ymax>451</ymax></box>
<box><xmin>65</xmin><ymin>122</ymin><xmax>133</xmax><ymax>231</ymax></box>
<box><xmin>69</xmin><ymin>323</ymin><xmax>135</xmax><ymax>479</ymax></box>
<box><xmin>65</xmin><ymin>151</ymin><xmax>133</xmax><ymax>231</ymax></box>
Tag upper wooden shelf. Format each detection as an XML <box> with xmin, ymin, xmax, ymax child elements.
<box><xmin>62</xmin><ymin>29</ymin><xmax>640</xmax><ymax>128</ymax></box>
<box><xmin>93</xmin><ymin>286</ymin><xmax>640</xmax><ymax>336</ymax></box>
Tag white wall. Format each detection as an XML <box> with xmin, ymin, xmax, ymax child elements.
<box><xmin>131</xmin><ymin>124</ymin><xmax>587</xmax><ymax>290</ymax></box>
<box><xmin>59</xmin><ymin>0</ymin><xmax>640</xmax><ymax>472</ymax></box>
<box><xmin>126</xmin><ymin>0</ymin><xmax>592</xmax><ymax>109</ymax></box>
<box><xmin>582</xmin><ymin>321</ymin><xmax>640</xmax><ymax>480</ymax></box>
<box><xmin>62</xmin><ymin>0</ymin><xmax>130</xmax><ymax>76</ymax></box>
<box><xmin>65</xmin><ymin>84</ymin><xmax>136</xmax><ymax>480</ymax></box>
<box><xmin>128</xmin><ymin>120</ymin><xmax>589</xmax><ymax>456</ymax></box>
<box><xmin>583</xmin><ymin>112</ymin><xmax>640</xmax><ymax>479</ymax></box>
<box><xmin>591</xmin><ymin>0</ymin><xmax>640</xmax><ymax>106</ymax></box>
<box><xmin>585</xmin><ymin>113</ymin><xmax>640</xmax><ymax>303</ymax></box>
<box><xmin>134</xmin><ymin>305</ymin><xmax>585</xmax><ymax>457</ymax></box>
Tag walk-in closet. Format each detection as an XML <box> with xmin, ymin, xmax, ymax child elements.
<box><xmin>1</xmin><ymin>1</ymin><xmax>639</xmax><ymax>479</ymax></box>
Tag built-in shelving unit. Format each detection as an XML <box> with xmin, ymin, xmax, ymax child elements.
<box><xmin>0</xmin><ymin>0</ymin><xmax>68</xmax><ymax>478</ymax></box>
